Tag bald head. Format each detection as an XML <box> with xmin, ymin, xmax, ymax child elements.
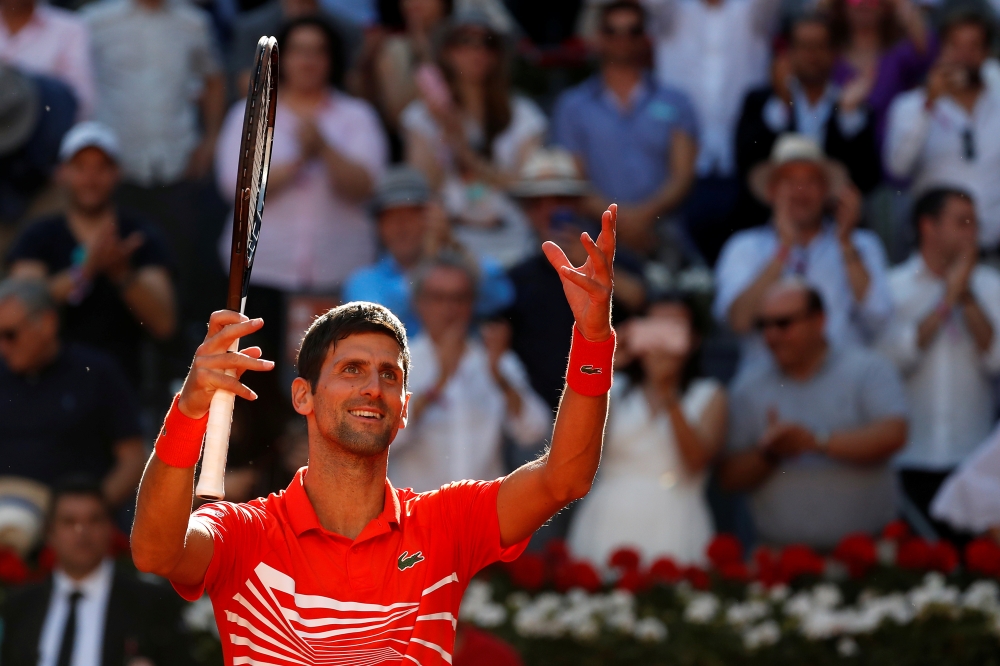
<box><xmin>758</xmin><ymin>280</ymin><xmax>827</xmax><ymax>375</ymax></box>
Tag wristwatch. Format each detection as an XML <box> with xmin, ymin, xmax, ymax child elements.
<box><xmin>814</xmin><ymin>429</ymin><xmax>830</xmax><ymax>453</ymax></box>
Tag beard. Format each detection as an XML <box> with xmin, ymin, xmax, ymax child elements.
<box><xmin>318</xmin><ymin>397</ymin><xmax>399</xmax><ymax>457</ymax></box>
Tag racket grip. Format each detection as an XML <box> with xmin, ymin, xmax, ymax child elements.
<box><xmin>196</xmin><ymin>339</ymin><xmax>240</xmax><ymax>500</ymax></box>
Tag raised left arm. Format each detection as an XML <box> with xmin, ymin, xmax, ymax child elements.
<box><xmin>497</xmin><ymin>205</ymin><xmax>616</xmax><ymax>547</ymax></box>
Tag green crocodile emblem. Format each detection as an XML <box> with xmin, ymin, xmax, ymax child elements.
<box><xmin>397</xmin><ymin>550</ymin><xmax>425</xmax><ymax>571</ymax></box>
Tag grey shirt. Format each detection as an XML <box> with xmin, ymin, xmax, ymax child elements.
<box><xmin>728</xmin><ymin>346</ymin><xmax>909</xmax><ymax>550</ymax></box>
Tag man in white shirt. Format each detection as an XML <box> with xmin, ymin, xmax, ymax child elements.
<box><xmin>0</xmin><ymin>477</ymin><xmax>189</xmax><ymax>666</ymax></box>
<box><xmin>884</xmin><ymin>11</ymin><xmax>1000</xmax><ymax>251</ymax></box>
<box><xmin>388</xmin><ymin>253</ymin><xmax>551</xmax><ymax>492</ymax></box>
<box><xmin>0</xmin><ymin>0</ymin><xmax>95</xmax><ymax>118</ymax></box>
<box><xmin>714</xmin><ymin>134</ymin><xmax>892</xmax><ymax>371</ymax></box>
<box><xmin>878</xmin><ymin>187</ymin><xmax>1000</xmax><ymax>536</ymax></box>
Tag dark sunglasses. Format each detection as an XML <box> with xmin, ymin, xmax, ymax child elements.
<box><xmin>601</xmin><ymin>24</ymin><xmax>644</xmax><ymax>38</ymax></box>
<box><xmin>753</xmin><ymin>311</ymin><xmax>814</xmax><ymax>332</ymax></box>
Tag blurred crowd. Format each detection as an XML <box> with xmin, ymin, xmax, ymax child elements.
<box><xmin>3</xmin><ymin>0</ymin><xmax>1000</xmax><ymax>618</ymax></box>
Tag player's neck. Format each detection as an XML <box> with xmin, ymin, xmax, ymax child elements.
<box><xmin>303</xmin><ymin>442</ymin><xmax>388</xmax><ymax>541</ymax></box>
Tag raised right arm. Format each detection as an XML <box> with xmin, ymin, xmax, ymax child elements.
<box><xmin>131</xmin><ymin>311</ymin><xmax>273</xmax><ymax>585</ymax></box>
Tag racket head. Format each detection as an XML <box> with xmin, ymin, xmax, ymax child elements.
<box><xmin>227</xmin><ymin>36</ymin><xmax>279</xmax><ymax>313</ymax></box>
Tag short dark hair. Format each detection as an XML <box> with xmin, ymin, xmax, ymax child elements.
<box><xmin>804</xmin><ymin>287</ymin><xmax>825</xmax><ymax>315</ymax></box>
<box><xmin>912</xmin><ymin>187</ymin><xmax>974</xmax><ymax>241</ymax></box>
<box><xmin>296</xmin><ymin>302</ymin><xmax>410</xmax><ymax>391</ymax></box>
<box><xmin>941</xmin><ymin>10</ymin><xmax>994</xmax><ymax>49</ymax></box>
<box><xmin>49</xmin><ymin>475</ymin><xmax>110</xmax><ymax>523</ymax></box>
<box><xmin>277</xmin><ymin>16</ymin><xmax>346</xmax><ymax>89</ymax></box>
<box><xmin>599</xmin><ymin>0</ymin><xmax>647</xmax><ymax>31</ymax></box>
<box><xmin>789</xmin><ymin>12</ymin><xmax>833</xmax><ymax>46</ymax></box>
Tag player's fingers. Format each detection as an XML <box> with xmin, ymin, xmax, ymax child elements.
<box><xmin>559</xmin><ymin>265</ymin><xmax>610</xmax><ymax>298</ymax></box>
<box><xmin>241</xmin><ymin>346</ymin><xmax>263</xmax><ymax>359</ymax></box>
<box><xmin>597</xmin><ymin>205</ymin><xmax>617</xmax><ymax>260</ymax></box>
<box><xmin>196</xmin><ymin>351</ymin><xmax>274</xmax><ymax>373</ymax></box>
<box><xmin>542</xmin><ymin>240</ymin><xmax>573</xmax><ymax>271</ymax></box>
<box><xmin>203</xmin><ymin>370</ymin><xmax>258</xmax><ymax>402</ymax></box>
<box><xmin>580</xmin><ymin>232</ymin><xmax>611</xmax><ymax>283</ymax></box>
<box><xmin>206</xmin><ymin>318</ymin><xmax>264</xmax><ymax>351</ymax></box>
<box><xmin>206</xmin><ymin>310</ymin><xmax>249</xmax><ymax>337</ymax></box>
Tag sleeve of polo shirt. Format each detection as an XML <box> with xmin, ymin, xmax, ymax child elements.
<box><xmin>550</xmin><ymin>92</ymin><xmax>584</xmax><ymax>158</ymax></box>
<box><xmin>671</xmin><ymin>91</ymin><xmax>699</xmax><ymax>141</ymax></box>
<box><xmin>336</xmin><ymin>102</ymin><xmax>389</xmax><ymax>182</ymax></box>
<box><xmin>437</xmin><ymin>479</ymin><xmax>529</xmax><ymax>583</ymax></box>
<box><xmin>857</xmin><ymin>352</ymin><xmax>909</xmax><ymax>423</ymax></box>
<box><xmin>713</xmin><ymin>231</ymin><xmax>767</xmax><ymax>325</ymax></box>
<box><xmin>883</xmin><ymin>90</ymin><xmax>930</xmax><ymax>180</ymax></box>
<box><xmin>171</xmin><ymin>501</ymin><xmax>266</xmax><ymax>601</ymax></box>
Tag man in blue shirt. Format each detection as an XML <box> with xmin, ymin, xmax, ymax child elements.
<box><xmin>343</xmin><ymin>166</ymin><xmax>513</xmax><ymax>335</ymax></box>
<box><xmin>552</xmin><ymin>0</ymin><xmax>699</xmax><ymax>255</ymax></box>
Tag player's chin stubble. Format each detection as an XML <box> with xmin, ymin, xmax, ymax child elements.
<box><xmin>327</xmin><ymin>411</ymin><xmax>397</xmax><ymax>457</ymax></box>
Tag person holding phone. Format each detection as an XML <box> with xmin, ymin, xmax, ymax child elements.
<box><xmin>884</xmin><ymin>11</ymin><xmax>1000</xmax><ymax>252</ymax></box>
<box><xmin>568</xmin><ymin>293</ymin><xmax>727</xmax><ymax>566</ymax></box>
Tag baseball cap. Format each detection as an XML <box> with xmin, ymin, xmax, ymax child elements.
<box><xmin>372</xmin><ymin>166</ymin><xmax>431</xmax><ymax>214</ymax></box>
<box><xmin>59</xmin><ymin>121</ymin><xmax>121</xmax><ymax>163</ymax></box>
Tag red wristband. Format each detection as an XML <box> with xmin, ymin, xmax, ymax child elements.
<box><xmin>154</xmin><ymin>395</ymin><xmax>209</xmax><ymax>468</ymax></box>
<box><xmin>566</xmin><ymin>325</ymin><xmax>616</xmax><ymax>396</ymax></box>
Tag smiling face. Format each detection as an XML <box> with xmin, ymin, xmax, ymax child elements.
<box><xmin>292</xmin><ymin>332</ymin><xmax>409</xmax><ymax>458</ymax></box>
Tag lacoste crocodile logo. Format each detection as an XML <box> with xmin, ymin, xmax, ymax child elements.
<box><xmin>580</xmin><ymin>365</ymin><xmax>603</xmax><ymax>375</ymax></box>
<box><xmin>397</xmin><ymin>551</ymin><xmax>425</xmax><ymax>571</ymax></box>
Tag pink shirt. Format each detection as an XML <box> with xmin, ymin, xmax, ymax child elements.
<box><xmin>0</xmin><ymin>6</ymin><xmax>95</xmax><ymax>118</ymax></box>
<box><xmin>216</xmin><ymin>91</ymin><xmax>388</xmax><ymax>292</ymax></box>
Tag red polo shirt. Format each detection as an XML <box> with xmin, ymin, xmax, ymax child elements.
<box><xmin>173</xmin><ymin>467</ymin><xmax>529</xmax><ymax>666</ymax></box>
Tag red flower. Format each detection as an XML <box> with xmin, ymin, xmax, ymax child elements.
<box><xmin>505</xmin><ymin>553</ymin><xmax>547</xmax><ymax>591</ymax></box>
<box><xmin>683</xmin><ymin>565</ymin><xmax>711</xmax><ymax>590</ymax></box>
<box><xmin>965</xmin><ymin>538</ymin><xmax>1000</xmax><ymax>578</ymax></box>
<box><xmin>0</xmin><ymin>548</ymin><xmax>29</xmax><ymax>585</ymax></box>
<box><xmin>648</xmin><ymin>557</ymin><xmax>682</xmax><ymax>584</ymax></box>
<box><xmin>753</xmin><ymin>547</ymin><xmax>783</xmax><ymax>586</ymax></box>
<box><xmin>36</xmin><ymin>546</ymin><xmax>56</xmax><ymax>575</ymax></box>
<box><xmin>833</xmin><ymin>533</ymin><xmax>878</xmax><ymax>578</ymax></box>
<box><xmin>881</xmin><ymin>520</ymin><xmax>910</xmax><ymax>542</ymax></box>
<box><xmin>718</xmin><ymin>561</ymin><xmax>751</xmax><ymax>582</ymax></box>
<box><xmin>929</xmin><ymin>541</ymin><xmax>959</xmax><ymax>574</ymax></box>
<box><xmin>615</xmin><ymin>568</ymin><xmax>650</xmax><ymax>593</ymax></box>
<box><xmin>554</xmin><ymin>561</ymin><xmax>603</xmax><ymax>593</ymax></box>
<box><xmin>778</xmin><ymin>545</ymin><xmax>824</xmax><ymax>581</ymax></box>
<box><xmin>896</xmin><ymin>538</ymin><xmax>933</xmax><ymax>570</ymax></box>
<box><xmin>706</xmin><ymin>534</ymin><xmax>744</xmax><ymax>570</ymax></box>
<box><xmin>544</xmin><ymin>539</ymin><xmax>570</xmax><ymax>567</ymax></box>
<box><xmin>608</xmin><ymin>547</ymin><xmax>641</xmax><ymax>572</ymax></box>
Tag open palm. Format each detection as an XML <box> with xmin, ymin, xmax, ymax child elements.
<box><xmin>542</xmin><ymin>204</ymin><xmax>617</xmax><ymax>342</ymax></box>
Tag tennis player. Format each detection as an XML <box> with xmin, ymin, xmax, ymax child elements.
<box><xmin>131</xmin><ymin>205</ymin><xmax>619</xmax><ymax>666</ymax></box>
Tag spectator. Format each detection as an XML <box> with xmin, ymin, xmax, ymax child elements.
<box><xmin>216</xmin><ymin>15</ymin><xmax>387</xmax><ymax>359</ymax></box>
<box><xmin>229</xmin><ymin>0</ymin><xmax>362</xmax><ymax>94</ymax></box>
<box><xmin>0</xmin><ymin>477</ymin><xmax>191</xmax><ymax>666</ymax></box>
<box><xmin>719</xmin><ymin>280</ymin><xmax>908</xmax><ymax>550</ymax></box>
<box><xmin>0</xmin><ymin>0</ymin><xmax>95</xmax><ymax>118</ymax></box>
<box><xmin>878</xmin><ymin>188</ymin><xmax>1000</xmax><ymax>536</ymax></box>
<box><xmin>343</xmin><ymin>165</ymin><xmax>513</xmax><ymax>336</ymax></box>
<box><xmin>736</xmin><ymin>14</ymin><xmax>881</xmax><ymax>200</ymax></box>
<box><xmin>0</xmin><ymin>66</ymin><xmax>76</xmax><ymax>228</ymax></box>
<box><xmin>7</xmin><ymin>122</ymin><xmax>177</xmax><ymax>386</ymax></box>
<box><xmin>827</xmin><ymin>0</ymin><xmax>932</xmax><ymax>152</ymax></box>
<box><xmin>402</xmin><ymin>10</ymin><xmax>544</xmax><ymax>268</ymax></box>
<box><xmin>884</xmin><ymin>11</ymin><xmax>1000</xmax><ymax>251</ymax></box>
<box><xmin>84</xmin><ymin>0</ymin><xmax>225</xmax><ymax>300</ymax></box>
<box><xmin>714</xmin><ymin>134</ymin><xmax>892</xmax><ymax>371</ymax></box>
<box><xmin>641</xmin><ymin>0</ymin><xmax>780</xmax><ymax>261</ymax></box>
<box><xmin>506</xmin><ymin>147</ymin><xmax>647</xmax><ymax>410</ymax></box>
<box><xmin>568</xmin><ymin>293</ymin><xmax>728</xmax><ymax>566</ymax></box>
<box><xmin>0</xmin><ymin>279</ymin><xmax>144</xmax><ymax>508</ymax></box>
<box><xmin>388</xmin><ymin>253</ymin><xmax>551</xmax><ymax>493</ymax></box>
<box><xmin>553</xmin><ymin>0</ymin><xmax>698</xmax><ymax>255</ymax></box>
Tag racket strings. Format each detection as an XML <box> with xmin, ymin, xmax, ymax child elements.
<box><xmin>245</xmin><ymin>61</ymin><xmax>272</xmax><ymax>267</ymax></box>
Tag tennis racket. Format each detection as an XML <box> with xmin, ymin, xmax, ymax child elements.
<box><xmin>196</xmin><ymin>36</ymin><xmax>278</xmax><ymax>500</ymax></box>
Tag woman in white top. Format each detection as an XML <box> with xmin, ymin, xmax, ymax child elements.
<box><xmin>401</xmin><ymin>11</ymin><xmax>545</xmax><ymax>268</ymax></box>
<box><xmin>569</xmin><ymin>294</ymin><xmax>728</xmax><ymax>567</ymax></box>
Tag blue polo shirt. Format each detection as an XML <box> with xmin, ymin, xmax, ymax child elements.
<box><xmin>552</xmin><ymin>74</ymin><xmax>699</xmax><ymax>205</ymax></box>
<box><xmin>342</xmin><ymin>254</ymin><xmax>515</xmax><ymax>336</ymax></box>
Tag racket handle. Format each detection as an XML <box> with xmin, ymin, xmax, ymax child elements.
<box><xmin>196</xmin><ymin>340</ymin><xmax>240</xmax><ymax>500</ymax></box>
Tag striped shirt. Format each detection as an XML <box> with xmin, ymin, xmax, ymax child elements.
<box><xmin>172</xmin><ymin>468</ymin><xmax>527</xmax><ymax>665</ymax></box>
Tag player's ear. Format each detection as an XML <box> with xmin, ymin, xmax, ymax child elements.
<box><xmin>399</xmin><ymin>392</ymin><xmax>411</xmax><ymax>429</ymax></box>
<box><xmin>290</xmin><ymin>377</ymin><xmax>314</xmax><ymax>416</ymax></box>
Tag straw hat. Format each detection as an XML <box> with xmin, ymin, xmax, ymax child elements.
<box><xmin>0</xmin><ymin>477</ymin><xmax>51</xmax><ymax>557</ymax></box>
<box><xmin>748</xmin><ymin>133</ymin><xmax>850</xmax><ymax>203</ymax></box>
<box><xmin>510</xmin><ymin>147</ymin><xmax>591</xmax><ymax>198</ymax></box>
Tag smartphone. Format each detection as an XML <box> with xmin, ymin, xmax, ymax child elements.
<box><xmin>628</xmin><ymin>317</ymin><xmax>691</xmax><ymax>356</ymax></box>
<box><xmin>415</xmin><ymin>64</ymin><xmax>453</xmax><ymax>113</ymax></box>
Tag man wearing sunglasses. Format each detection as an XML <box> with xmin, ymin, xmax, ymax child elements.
<box><xmin>719</xmin><ymin>279</ymin><xmax>908</xmax><ymax>550</ymax></box>
<box><xmin>0</xmin><ymin>278</ymin><xmax>145</xmax><ymax>510</ymax></box>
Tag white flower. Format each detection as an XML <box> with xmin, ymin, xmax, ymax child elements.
<box><xmin>837</xmin><ymin>637</ymin><xmax>859</xmax><ymax>657</ymax></box>
<box><xmin>460</xmin><ymin>580</ymin><xmax>493</xmax><ymax>620</ymax></box>
<box><xmin>962</xmin><ymin>580</ymin><xmax>1000</xmax><ymax>613</ymax></box>
<box><xmin>743</xmin><ymin>620</ymin><xmax>781</xmax><ymax>650</ymax></box>
<box><xmin>684</xmin><ymin>593</ymin><xmax>720</xmax><ymax>623</ymax></box>
<box><xmin>768</xmin><ymin>584</ymin><xmax>791</xmax><ymax>603</ymax></box>
<box><xmin>570</xmin><ymin>617</ymin><xmax>600</xmax><ymax>641</ymax></box>
<box><xmin>876</xmin><ymin>540</ymin><xmax>896</xmax><ymax>566</ymax></box>
<box><xmin>800</xmin><ymin>608</ymin><xmax>843</xmax><ymax>640</ymax></box>
<box><xmin>812</xmin><ymin>584</ymin><xmax>843</xmax><ymax>610</ymax></box>
<box><xmin>725</xmin><ymin>600</ymin><xmax>770</xmax><ymax>628</ymax></box>
<box><xmin>908</xmin><ymin>573</ymin><xmax>959</xmax><ymax>615</ymax></box>
<box><xmin>605</xmin><ymin>608</ymin><xmax>637</xmax><ymax>634</ymax></box>
<box><xmin>634</xmin><ymin>617</ymin><xmax>669</xmax><ymax>643</ymax></box>
<box><xmin>507</xmin><ymin>591</ymin><xmax>531</xmax><ymax>610</ymax></box>
<box><xmin>783</xmin><ymin>591</ymin><xmax>814</xmax><ymax>619</ymax></box>
<box><xmin>183</xmin><ymin>596</ymin><xmax>218</xmax><ymax>637</ymax></box>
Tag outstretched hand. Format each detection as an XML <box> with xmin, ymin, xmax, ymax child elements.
<box><xmin>542</xmin><ymin>204</ymin><xmax>616</xmax><ymax>342</ymax></box>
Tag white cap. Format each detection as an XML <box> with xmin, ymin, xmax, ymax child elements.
<box><xmin>510</xmin><ymin>147</ymin><xmax>590</xmax><ymax>198</ymax></box>
<box><xmin>59</xmin><ymin>121</ymin><xmax>121</xmax><ymax>163</ymax></box>
<box><xmin>748</xmin><ymin>133</ymin><xmax>850</xmax><ymax>203</ymax></box>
